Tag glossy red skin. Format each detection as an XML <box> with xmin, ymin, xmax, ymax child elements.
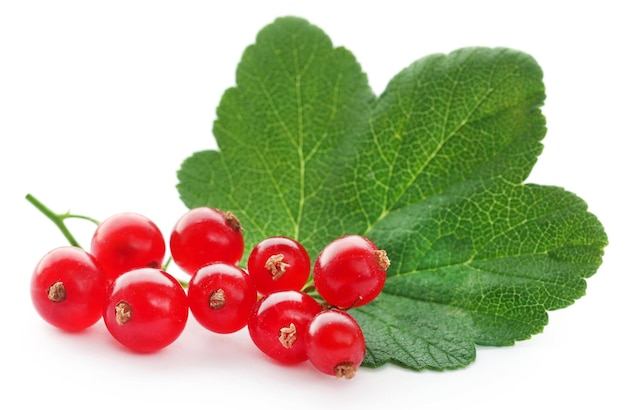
<box><xmin>188</xmin><ymin>262</ymin><xmax>257</xmax><ymax>334</ymax></box>
<box><xmin>170</xmin><ymin>207</ymin><xmax>244</xmax><ymax>276</ymax></box>
<box><xmin>305</xmin><ymin>310</ymin><xmax>366</xmax><ymax>377</ymax></box>
<box><xmin>90</xmin><ymin>212</ymin><xmax>166</xmax><ymax>283</ymax></box>
<box><xmin>313</xmin><ymin>235</ymin><xmax>386</xmax><ymax>309</ymax></box>
<box><xmin>30</xmin><ymin>246</ymin><xmax>107</xmax><ymax>332</ymax></box>
<box><xmin>102</xmin><ymin>268</ymin><xmax>188</xmax><ymax>353</ymax></box>
<box><xmin>248</xmin><ymin>290</ymin><xmax>322</xmax><ymax>364</ymax></box>
<box><xmin>247</xmin><ymin>236</ymin><xmax>310</xmax><ymax>295</ymax></box>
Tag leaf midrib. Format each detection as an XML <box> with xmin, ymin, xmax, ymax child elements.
<box><xmin>363</xmin><ymin>50</ymin><xmax>529</xmax><ymax>237</ymax></box>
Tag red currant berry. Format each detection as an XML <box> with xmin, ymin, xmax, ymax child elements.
<box><xmin>313</xmin><ymin>235</ymin><xmax>389</xmax><ymax>309</ymax></box>
<box><xmin>248</xmin><ymin>290</ymin><xmax>322</xmax><ymax>364</ymax></box>
<box><xmin>90</xmin><ymin>212</ymin><xmax>166</xmax><ymax>283</ymax></box>
<box><xmin>102</xmin><ymin>267</ymin><xmax>188</xmax><ymax>353</ymax></box>
<box><xmin>305</xmin><ymin>310</ymin><xmax>366</xmax><ymax>379</ymax></box>
<box><xmin>30</xmin><ymin>246</ymin><xmax>107</xmax><ymax>332</ymax></box>
<box><xmin>170</xmin><ymin>207</ymin><xmax>245</xmax><ymax>275</ymax></box>
<box><xmin>247</xmin><ymin>236</ymin><xmax>310</xmax><ymax>295</ymax></box>
<box><xmin>188</xmin><ymin>262</ymin><xmax>257</xmax><ymax>334</ymax></box>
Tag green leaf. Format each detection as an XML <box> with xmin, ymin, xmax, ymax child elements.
<box><xmin>178</xmin><ymin>16</ymin><xmax>374</xmax><ymax>244</ymax></box>
<box><xmin>177</xmin><ymin>16</ymin><xmax>608</xmax><ymax>371</ymax></box>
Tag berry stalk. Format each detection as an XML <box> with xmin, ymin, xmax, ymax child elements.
<box><xmin>26</xmin><ymin>193</ymin><xmax>190</xmax><ymax>288</ymax></box>
<box><xmin>25</xmin><ymin>193</ymin><xmax>99</xmax><ymax>249</ymax></box>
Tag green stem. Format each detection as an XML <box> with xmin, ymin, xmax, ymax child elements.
<box><xmin>25</xmin><ymin>193</ymin><xmax>99</xmax><ymax>249</ymax></box>
<box><xmin>62</xmin><ymin>213</ymin><xmax>100</xmax><ymax>225</ymax></box>
<box><xmin>161</xmin><ymin>255</ymin><xmax>189</xmax><ymax>288</ymax></box>
<box><xmin>162</xmin><ymin>255</ymin><xmax>173</xmax><ymax>271</ymax></box>
<box><xmin>301</xmin><ymin>275</ymin><xmax>316</xmax><ymax>294</ymax></box>
<box><xmin>26</xmin><ymin>193</ymin><xmax>190</xmax><ymax>289</ymax></box>
<box><xmin>301</xmin><ymin>283</ymin><xmax>316</xmax><ymax>294</ymax></box>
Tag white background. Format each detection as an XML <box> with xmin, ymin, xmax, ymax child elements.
<box><xmin>1</xmin><ymin>1</ymin><xmax>624</xmax><ymax>408</ymax></box>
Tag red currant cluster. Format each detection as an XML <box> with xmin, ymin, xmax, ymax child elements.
<box><xmin>30</xmin><ymin>206</ymin><xmax>390</xmax><ymax>379</ymax></box>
